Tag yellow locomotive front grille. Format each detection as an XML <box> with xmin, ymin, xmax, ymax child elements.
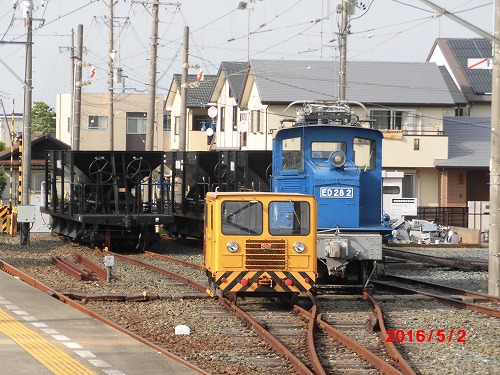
<box><xmin>245</xmin><ymin>239</ymin><xmax>286</xmax><ymax>270</ymax></box>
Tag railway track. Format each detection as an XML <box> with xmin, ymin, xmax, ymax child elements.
<box><xmin>373</xmin><ymin>275</ymin><xmax>500</xmax><ymax>318</ymax></box>
<box><xmin>2</xmin><ymin>236</ymin><xmax>498</xmax><ymax>374</ymax></box>
<box><xmin>382</xmin><ymin>247</ymin><xmax>488</xmax><ymax>271</ymax></box>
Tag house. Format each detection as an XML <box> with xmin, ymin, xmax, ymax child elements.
<box><xmin>56</xmin><ymin>93</ymin><xmax>165</xmax><ymax>151</ymax></box>
<box><xmin>427</xmin><ymin>38</ymin><xmax>492</xmax><ymax>116</ymax></box>
<box><xmin>0</xmin><ymin>132</ymin><xmax>70</xmax><ymax>206</ymax></box>
<box><xmin>428</xmin><ymin>38</ymin><xmax>493</xmax><ymax>208</ymax></box>
<box><xmin>435</xmin><ymin>116</ymin><xmax>490</xmax><ymax>207</ymax></box>
<box><xmin>0</xmin><ymin>110</ymin><xmax>23</xmax><ymax>147</ymax></box>
<box><xmin>209</xmin><ymin>61</ymin><xmax>250</xmax><ymax>150</ymax></box>
<box><xmin>206</xmin><ymin>59</ymin><xmax>465</xmax><ymax>207</ymax></box>
<box><xmin>164</xmin><ymin>74</ymin><xmax>217</xmax><ymax>151</ymax></box>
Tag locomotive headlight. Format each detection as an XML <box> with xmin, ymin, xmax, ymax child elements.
<box><xmin>330</xmin><ymin>150</ymin><xmax>346</xmax><ymax>168</ymax></box>
<box><xmin>227</xmin><ymin>241</ymin><xmax>239</xmax><ymax>253</ymax></box>
<box><xmin>293</xmin><ymin>241</ymin><xmax>305</xmax><ymax>253</ymax></box>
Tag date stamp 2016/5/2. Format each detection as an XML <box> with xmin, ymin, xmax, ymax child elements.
<box><xmin>385</xmin><ymin>329</ymin><xmax>466</xmax><ymax>343</ymax></box>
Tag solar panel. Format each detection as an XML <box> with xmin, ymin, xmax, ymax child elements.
<box><xmin>448</xmin><ymin>39</ymin><xmax>492</xmax><ymax>95</ymax></box>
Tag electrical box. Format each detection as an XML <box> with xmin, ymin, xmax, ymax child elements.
<box><xmin>104</xmin><ymin>255</ymin><xmax>115</xmax><ymax>267</ymax></box>
<box><xmin>17</xmin><ymin>205</ymin><xmax>37</xmax><ymax>223</ymax></box>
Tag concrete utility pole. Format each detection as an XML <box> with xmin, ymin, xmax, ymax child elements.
<box><xmin>108</xmin><ymin>0</ymin><xmax>114</xmax><ymax>151</ymax></box>
<box><xmin>489</xmin><ymin>0</ymin><xmax>500</xmax><ymax>297</ymax></box>
<box><xmin>73</xmin><ymin>25</ymin><xmax>83</xmax><ymax>151</ymax></box>
<box><xmin>416</xmin><ymin>0</ymin><xmax>500</xmax><ymax>296</ymax></box>
<box><xmin>179</xmin><ymin>26</ymin><xmax>189</xmax><ymax>152</ymax></box>
<box><xmin>70</xmin><ymin>29</ymin><xmax>75</xmax><ymax>147</ymax></box>
<box><xmin>20</xmin><ymin>0</ymin><xmax>33</xmax><ymax>247</ymax></box>
<box><xmin>146</xmin><ymin>0</ymin><xmax>159</xmax><ymax>151</ymax></box>
<box><xmin>337</xmin><ymin>0</ymin><xmax>349</xmax><ymax>101</ymax></box>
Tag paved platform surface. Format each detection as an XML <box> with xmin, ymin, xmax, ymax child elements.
<box><xmin>0</xmin><ymin>269</ymin><xmax>201</xmax><ymax>375</ymax></box>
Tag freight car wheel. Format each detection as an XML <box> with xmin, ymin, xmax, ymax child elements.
<box><xmin>126</xmin><ymin>158</ymin><xmax>152</xmax><ymax>183</ymax></box>
<box><xmin>89</xmin><ymin>157</ymin><xmax>113</xmax><ymax>183</ymax></box>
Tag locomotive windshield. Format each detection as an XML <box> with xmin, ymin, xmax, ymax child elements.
<box><xmin>269</xmin><ymin>201</ymin><xmax>310</xmax><ymax>236</ymax></box>
<box><xmin>222</xmin><ymin>200</ymin><xmax>263</xmax><ymax>235</ymax></box>
<box><xmin>311</xmin><ymin>141</ymin><xmax>347</xmax><ymax>159</ymax></box>
<box><xmin>281</xmin><ymin>137</ymin><xmax>303</xmax><ymax>172</ymax></box>
<box><xmin>353</xmin><ymin>137</ymin><xmax>376</xmax><ymax>171</ymax></box>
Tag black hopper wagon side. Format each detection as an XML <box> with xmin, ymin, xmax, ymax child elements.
<box><xmin>41</xmin><ymin>150</ymin><xmax>173</xmax><ymax>250</ymax></box>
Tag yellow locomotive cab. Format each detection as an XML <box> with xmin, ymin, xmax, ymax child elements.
<box><xmin>204</xmin><ymin>191</ymin><xmax>317</xmax><ymax>297</ymax></box>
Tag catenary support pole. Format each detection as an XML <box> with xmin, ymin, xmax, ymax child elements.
<box><xmin>108</xmin><ymin>0</ymin><xmax>114</xmax><ymax>151</ymax></box>
<box><xmin>179</xmin><ymin>26</ymin><xmax>189</xmax><ymax>152</ymax></box>
<box><xmin>21</xmin><ymin>1</ymin><xmax>33</xmax><ymax>246</ymax></box>
<box><xmin>73</xmin><ymin>24</ymin><xmax>83</xmax><ymax>151</ymax></box>
<box><xmin>489</xmin><ymin>0</ymin><xmax>500</xmax><ymax>297</ymax></box>
<box><xmin>146</xmin><ymin>0</ymin><xmax>159</xmax><ymax>151</ymax></box>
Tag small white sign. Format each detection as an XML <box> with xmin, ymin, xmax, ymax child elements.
<box><xmin>467</xmin><ymin>58</ymin><xmax>492</xmax><ymax>70</ymax></box>
<box><xmin>391</xmin><ymin>198</ymin><xmax>418</xmax><ymax>216</ymax></box>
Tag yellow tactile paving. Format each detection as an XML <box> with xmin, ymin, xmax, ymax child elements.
<box><xmin>0</xmin><ymin>308</ymin><xmax>96</xmax><ymax>375</ymax></box>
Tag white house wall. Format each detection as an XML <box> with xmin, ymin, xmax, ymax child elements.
<box><xmin>215</xmin><ymin>80</ymin><xmax>238</xmax><ymax>149</ymax></box>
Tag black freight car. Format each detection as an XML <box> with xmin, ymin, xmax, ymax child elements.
<box><xmin>42</xmin><ymin>150</ymin><xmax>272</xmax><ymax>249</ymax></box>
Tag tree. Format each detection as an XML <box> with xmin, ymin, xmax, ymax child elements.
<box><xmin>32</xmin><ymin>101</ymin><xmax>56</xmax><ymax>133</ymax></box>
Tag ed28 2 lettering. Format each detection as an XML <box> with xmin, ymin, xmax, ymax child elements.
<box><xmin>385</xmin><ymin>329</ymin><xmax>466</xmax><ymax>343</ymax></box>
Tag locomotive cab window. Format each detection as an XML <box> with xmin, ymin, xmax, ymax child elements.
<box><xmin>281</xmin><ymin>137</ymin><xmax>303</xmax><ymax>172</ymax></box>
<box><xmin>311</xmin><ymin>141</ymin><xmax>346</xmax><ymax>159</ymax></box>
<box><xmin>269</xmin><ymin>201</ymin><xmax>310</xmax><ymax>236</ymax></box>
<box><xmin>353</xmin><ymin>137</ymin><xmax>376</xmax><ymax>171</ymax></box>
<box><xmin>222</xmin><ymin>200</ymin><xmax>263</xmax><ymax>235</ymax></box>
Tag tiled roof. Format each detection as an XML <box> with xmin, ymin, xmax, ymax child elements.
<box><xmin>427</xmin><ymin>38</ymin><xmax>492</xmax><ymax>102</ymax></box>
<box><xmin>435</xmin><ymin>116</ymin><xmax>491</xmax><ymax>168</ymax></box>
<box><xmin>220</xmin><ymin>61</ymin><xmax>250</xmax><ymax>104</ymax></box>
<box><xmin>172</xmin><ymin>74</ymin><xmax>217</xmax><ymax>108</ymax></box>
<box><xmin>250</xmin><ymin>59</ymin><xmax>460</xmax><ymax>105</ymax></box>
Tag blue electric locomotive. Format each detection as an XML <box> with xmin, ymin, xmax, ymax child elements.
<box><xmin>271</xmin><ymin>102</ymin><xmax>391</xmax><ymax>283</ymax></box>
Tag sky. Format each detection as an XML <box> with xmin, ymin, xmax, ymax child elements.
<box><xmin>0</xmin><ymin>0</ymin><xmax>494</xmax><ymax>112</ymax></box>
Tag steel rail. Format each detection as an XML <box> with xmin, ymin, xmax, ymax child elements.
<box><xmin>52</xmin><ymin>256</ymin><xmax>91</xmax><ymax>281</ymax></box>
<box><xmin>383</xmin><ymin>275</ymin><xmax>500</xmax><ymax>304</ymax></box>
<box><xmin>113</xmin><ymin>253</ymin><xmax>316</xmax><ymax>374</ymax></box>
<box><xmin>362</xmin><ymin>291</ymin><xmax>417</xmax><ymax>375</ymax></box>
<box><xmin>315</xmin><ymin>310</ymin><xmax>405</xmax><ymax>375</ymax></box>
<box><xmin>73</xmin><ymin>253</ymin><xmax>108</xmax><ymax>280</ymax></box>
<box><xmin>0</xmin><ymin>259</ymin><xmax>210</xmax><ymax>375</ymax></box>
<box><xmin>144</xmin><ymin>250</ymin><xmax>204</xmax><ymax>271</ymax></box>
<box><xmin>109</xmin><ymin>252</ymin><xmax>207</xmax><ymax>293</ymax></box>
<box><xmin>293</xmin><ymin>296</ymin><xmax>327</xmax><ymax>375</ymax></box>
<box><xmin>373</xmin><ymin>281</ymin><xmax>500</xmax><ymax>318</ymax></box>
<box><xmin>219</xmin><ymin>297</ymin><xmax>315</xmax><ymax>375</ymax></box>
<box><xmin>382</xmin><ymin>248</ymin><xmax>487</xmax><ymax>271</ymax></box>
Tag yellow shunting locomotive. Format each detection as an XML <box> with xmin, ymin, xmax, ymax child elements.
<box><xmin>204</xmin><ymin>191</ymin><xmax>317</xmax><ymax>300</ymax></box>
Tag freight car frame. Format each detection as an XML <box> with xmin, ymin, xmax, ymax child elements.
<box><xmin>41</xmin><ymin>150</ymin><xmax>173</xmax><ymax>249</ymax></box>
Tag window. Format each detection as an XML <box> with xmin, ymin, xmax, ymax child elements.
<box><xmin>269</xmin><ymin>201</ymin><xmax>310</xmax><ymax>235</ymax></box>
<box><xmin>239</xmin><ymin>111</ymin><xmax>249</xmax><ymax>131</ymax></box>
<box><xmin>282</xmin><ymin>137</ymin><xmax>303</xmax><ymax>172</ymax></box>
<box><xmin>233</xmin><ymin>106</ymin><xmax>238</xmax><ymax>131</ymax></box>
<box><xmin>88</xmin><ymin>115</ymin><xmax>108</xmax><ymax>130</ymax></box>
<box><xmin>163</xmin><ymin>113</ymin><xmax>171</xmax><ymax>131</ymax></box>
<box><xmin>67</xmin><ymin>117</ymin><xmax>70</xmax><ymax>133</ymax></box>
<box><xmin>402</xmin><ymin>174</ymin><xmax>415</xmax><ymax>197</ymax></box>
<box><xmin>370</xmin><ymin>109</ymin><xmax>414</xmax><ymax>130</ymax></box>
<box><xmin>222</xmin><ymin>200</ymin><xmax>262</xmax><ymax>235</ymax></box>
<box><xmin>174</xmin><ymin>116</ymin><xmax>180</xmax><ymax>135</ymax></box>
<box><xmin>251</xmin><ymin>110</ymin><xmax>261</xmax><ymax>133</ymax></box>
<box><xmin>220</xmin><ymin>106</ymin><xmax>225</xmax><ymax>132</ymax></box>
<box><xmin>126</xmin><ymin>113</ymin><xmax>147</xmax><ymax>134</ymax></box>
<box><xmin>311</xmin><ymin>142</ymin><xmax>346</xmax><ymax>159</ymax></box>
<box><xmin>353</xmin><ymin>137</ymin><xmax>376</xmax><ymax>171</ymax></box>
<box><xmin>383</xmin><ymin>186</ymin><xmax>401</xmax><ymax>194</ymax></box>
<box><xmin>192</xmin><ymin>115</ymin><xmax>212</xmax><ymax>131</ymax></box>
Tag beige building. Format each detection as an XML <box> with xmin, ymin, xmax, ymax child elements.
<box><xmin>56</xmin><ymin>93</ymin><xmax>165</xmax><ymax>151</ymax></box>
